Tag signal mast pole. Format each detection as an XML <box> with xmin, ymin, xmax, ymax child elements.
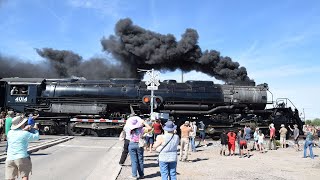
<box><xmin>138</xmin><ymin>68</ymin><xmax>160</xmax><ymax>115</ymax></box>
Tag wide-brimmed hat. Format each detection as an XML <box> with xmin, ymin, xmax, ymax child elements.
<box><xmin>281</xmin><ymin>124</ymin><xmax>285</xmax><ymax>127</ymax></box>
<box><xmin>11</xmin><ymin>116</ymin><xmax>28</xmax><ymax>130</ymax></box>
<box><xmin>126</xmin><ymin>116</ymin><xmax>143</xmax><ymax>130</ymax></box>
<box><xmin>163</xmin><ymin>120</ymin><xmax>177</xmax><ymax>132</ymax></box>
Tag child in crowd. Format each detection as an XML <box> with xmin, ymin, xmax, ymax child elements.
<box><xmin>258</xmin><ymin>131</ymin><xmax>265</xmax><ymax>153</ymax></box>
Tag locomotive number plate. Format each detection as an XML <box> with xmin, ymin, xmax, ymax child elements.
<box><xmin>15</xmin><ymin>96</ymin><xmax>28</xmax><ymax>103</ymax></box>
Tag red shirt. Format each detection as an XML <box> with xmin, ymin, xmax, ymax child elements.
<box><xmin>227</xmin><ymin>132</ymin><xmax>236</xmax><ymax>144</ymax></box>
<box><xmin>270</xmin><ymin>127</ymin><xmax>275</xmax><ymax>138</ymax></box>
<box><xmin>153</xmin><ymin>122</ymin><xmax>162</xmax><ymax>134</ymax></box>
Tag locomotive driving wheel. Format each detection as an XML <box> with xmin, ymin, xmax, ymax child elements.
<box><xmin>68</xmin><ymin>122</ymin><xmax>86</xmax><ymax>136</ymax></box>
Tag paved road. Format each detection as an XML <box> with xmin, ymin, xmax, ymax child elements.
<box><xmin>0</xmin><ymin>136</ymin><xmax>123</xmax><ymax>180</ymax></box>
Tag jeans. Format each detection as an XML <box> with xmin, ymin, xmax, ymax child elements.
<box><xmin>189</xmin><ymin>137</ymin><xmax>196</xmax><ymax>152</ymax></box>
<box><xmin>159</xmin><ymin>161</ymin><xmax>177</xmax><ymax>180</ymax></box>
<box><xmin>128</xmin><ymin>142</ymin><xmax>144</xmax><ymax>177</ymax></box>
<box><xmin>303</xmin><ymin>140</ymin><xmax>314</xmax><ymax>159</ymax></box>
<box><xmin>119</xmin><ymin>139</ymin><xmax>130</xmax><ymax>164</ymax></box>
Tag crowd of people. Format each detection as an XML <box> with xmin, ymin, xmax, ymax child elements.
<box><xmin>119</xmin><ymin>117</ymin><xmax>320</xmax><ymax>179</ymax></box>
<box><xmin>0</xmin><ymin>110</ymin><xmax>40</xmax><ymax>180</ymax></box>
<box><xmin>118</xmin><ymin>116</ymin><xmax>210</xmax><ymax>180</ymax></box>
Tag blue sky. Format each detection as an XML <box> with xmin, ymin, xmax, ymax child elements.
<box><xmin>0</xmin><ymin>0</ymin><xmax>319</xmax><ymax>119</ymax></box>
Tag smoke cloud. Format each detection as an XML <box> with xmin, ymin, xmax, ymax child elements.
<box><xmin>101</xmin><ymin>18</ymin><xmax>253</xmax><ymax>83</ymax></box>
<box><xmin>1</xmin><ymin>18</ymin><xmax>253</xmax><ymax>83</ymax></box>
<box><xmin>35</xmin><ymin>48</ymin><xmax>130</xmax><ymax>79</ymax></box>
<box><xmin>0</xmin><ymin>54</ymin><xmax>54</xmax><ymax>78</ymax></box>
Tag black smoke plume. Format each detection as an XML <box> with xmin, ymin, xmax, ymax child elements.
<box><xmin>0</xmin><ymin>54</ymin><xmax>54</xmax><ymax>78</ymax></box>
<box><xmin>35</xmin><ymin>48</ymin><xmax>129</xmax><ymax>79</ymax></box>
<box><xmin>101</xmin><ymin>18</ymin><xmax>253</xmax><ymax>82</ymax></box>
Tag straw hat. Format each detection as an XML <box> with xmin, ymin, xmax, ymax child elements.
<box><xmin>11</xmin><ymin>116</ymin><xmax>28</xmax><ymax>130</ymax></box>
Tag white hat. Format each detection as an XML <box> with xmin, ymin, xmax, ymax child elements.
<box><xmin>126</xmin><ymin>116</ymin><xmax>143</xmax><ymax>130</ymax></box>
<box><xmin>11</xmin><ymin>116</ymin><xmax>28</xmax><ymax>130</ymax></box>
<box><xmin>281</xmin><ymin>124</ymin><xmax>285</xmax><ymax>127</ymax></box>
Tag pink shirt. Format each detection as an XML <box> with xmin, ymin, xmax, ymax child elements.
<box><xmin>130</xmin><ymin>127</ymin><xmax>144</xmax><ymax>142</ymax></box>
<box><xmin>270</xmin><ymin>127</ymin><xmax>275</xmax><ymax>138</ymax></box>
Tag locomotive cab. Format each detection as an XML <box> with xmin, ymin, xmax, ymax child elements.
<box><xmin>0</xmin><ymin>78</ymin><xmax>45</xmax><ymax>112</ymax></box>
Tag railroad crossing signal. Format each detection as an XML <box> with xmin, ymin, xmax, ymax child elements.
<box><xmin>140</xmin><ymin>68</ymin><xmax>161</xmax><ymax>114</ymax></box>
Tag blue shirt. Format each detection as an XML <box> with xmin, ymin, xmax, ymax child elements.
<box><xmin>244</xmin><ymin>127</ymin><xmax>251</xmax><ymax>139</ymax></box>
<box><xmin>158</xmin><ymin>133</ymin><xmax>180</xmax><ymax>162</ymax></box>
<box><xmin>7</xmin><ymin>129</ymin><xmax>39</xmax><ymax>161</ymax></box>
<box><xmin>27</xmin><ymin>117</ymin><xmax>35</xmax><ymax>126</ymax></box>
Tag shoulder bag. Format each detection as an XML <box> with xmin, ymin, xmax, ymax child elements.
<box><xmin>157</xmin><ymin>134</ymin><xmax>174</xmax><ymax>163</ymax></box>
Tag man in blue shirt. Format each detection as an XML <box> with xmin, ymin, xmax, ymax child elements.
<box><xmin>27</xmin><ymin>113</ymin><xmax>39</xmax><ymax>127</ymax></box>
<box><xmin>5</xmin><ymin>116</ymin><xmax>39</xmax><ymax>180</ymax></box>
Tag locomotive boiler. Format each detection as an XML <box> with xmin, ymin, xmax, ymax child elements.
<box><xmin>0</xmin><ymin>77</ymin><xmax>303</xmax><ymax>136</ymax></box>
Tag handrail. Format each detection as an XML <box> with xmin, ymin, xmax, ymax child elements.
<box><xmin>267</xmin><ymin>89</ymin><xmax>274</xmax><ymax>105</ymax></box>
<box><xmin>275</xmin><ymin>98</ymin><xmax>297</xmax><ymax>110</ymax></box>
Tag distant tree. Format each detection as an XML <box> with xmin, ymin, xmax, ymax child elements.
<box><xmin>305</xmin><ymin>118</ymin><xmax>320</xmax><ymax>126</ymax></box>
<box><xmin>305</xmin><ymin>120</ymin><xmax>312</xmax><ymax>125</ymax></box>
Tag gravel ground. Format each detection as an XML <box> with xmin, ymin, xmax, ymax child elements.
<box><xmin>116</xmin><ymin>140</ymin><xmax>320</xmax><ymax>180</ymax></box>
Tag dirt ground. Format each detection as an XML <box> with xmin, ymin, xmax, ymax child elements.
<box><xmin>116</xmin><ymin>140</ymin><xmax>320</xmax><ymax>180</ymax></box>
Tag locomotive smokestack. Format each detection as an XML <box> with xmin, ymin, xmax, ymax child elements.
<box><xmin>101</xmin><ymin>18</ymin><xmax>253</xmax><ymax>83</ymax></box>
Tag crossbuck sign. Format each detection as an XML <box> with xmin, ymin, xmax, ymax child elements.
<box><xmin>145</xmin><ymin>69</ymin><xmax>160</xmax><ymax>90</ymax></box>
<box><xmin>144</xmin><ymin>69</ymin><xmax>160</xmax><ymax>113</ymax></box>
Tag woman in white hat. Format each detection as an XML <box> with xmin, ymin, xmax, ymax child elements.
<box><xmin>153</xmin><ymin>120</ymin><xmax>180</xmax><ymax>180</ymax></box>
<box><xmin>5</xmin><ymin>116</ymin><xmax>39</xmax><ymax>180</ymax></box>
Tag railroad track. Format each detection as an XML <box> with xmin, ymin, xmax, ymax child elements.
<box><xmin>0</xmin><ymin>136</ymin><xmax>74</xmax><ymax>162</ymax></box>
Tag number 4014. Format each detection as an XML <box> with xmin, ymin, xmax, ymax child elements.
<box><xmin>15</xmin><ymin>97</ymin><xmax>28</xmax><ymax>102</ymax></box>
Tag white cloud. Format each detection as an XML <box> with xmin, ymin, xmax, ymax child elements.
<box><xmin>67</xmin><ymin>0</ymin><xmax>123</xmax><ymax>18</ymax></box>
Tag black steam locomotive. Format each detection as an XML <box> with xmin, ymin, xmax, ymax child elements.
<box><xmin>0</xmin><ymin>77</ymin><xmax>303</xmax><ymax>136</ymax></box>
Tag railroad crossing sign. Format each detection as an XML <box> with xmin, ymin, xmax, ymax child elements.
<box><xmin>142</xmin><ymin>68</ymin><xmax>161</xmax><ymax>114</ymax></box>
<box><xmin>145</xmin><ymin>70</ymin><xmax>160</xmax><ymax>87</ymax></box>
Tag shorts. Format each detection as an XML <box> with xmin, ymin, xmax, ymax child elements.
<box><xmin>228</xmin><ymin>142</ymin><xmax>235</xmax><ymax>151</ymax></box>
<box><xmin>220</xmin><ymin>144</ymin><xmax>228</xmax><ymax>151</ymax></box>
<box><xmin>145</xmin><ymin>136</ymin><xmax>154</xmax><ymax>145</ymax></box>
<box><xmin>240</xmin><ymin>140</ymin><xmax>247</xmax><ymax>149</ymax></box>
<box><xmin>199</xmin><ymin>131</ymin><xmax>206</xmax><ymax>140</ymax></box>
<box><xmin>294</xmin><ymin>138</ymin><xmax>299</xmax><ymax>145</ymax></box>
<box><xmin>280</xmin><ymin>136</ymin><xmax>286</xmax><ymax>142</ymax></box>
<box><xmin>5</xmin><ymin>157</ymin><xmax>32</xmax><ymax>179</ymax></box>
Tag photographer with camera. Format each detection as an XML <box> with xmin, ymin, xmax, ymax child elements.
<box><xmin>5</xmin><ymin>116</ymin><xmax>39</xmax><ymax>180</ymax></box>
<box><xmin>179</xmin><ymin>121</ymin><xmax>193</xmax><ymax>162</ymax></box>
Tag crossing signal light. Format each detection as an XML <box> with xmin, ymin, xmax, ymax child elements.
<box><xmin>142</xmin><ymin>95</ymin><xmax>151</xmax><ymax>104</ymax></box>
<box><xmin>142</xmin><ymin>95</ymin><xmax>163</xmax><ymax>109</ymax></box>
